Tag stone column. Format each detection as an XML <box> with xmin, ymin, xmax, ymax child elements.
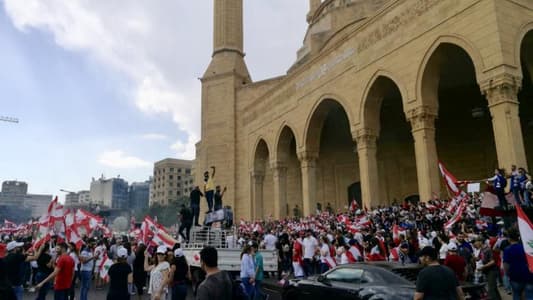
<box><xmin>271</xmin><ymin>161</ymin><xmax>288</xmax><ymax>219</ymax></box>
<box><xmin>251</xmin><ymin>171</ymin><xmax>264</xmax><ymax>220</ymax></box>
<box><xmin>406</xmin><ymin>106</ymin><xmax>440</xmax><ymax>202</ymax></box>
<box><xmin>298</xmin><ymin>151</ymin><xmax>318</xmax><ymax>217</ymax></box>
<box><xmin>354</xmin><ymin>128</ymin><xmax>379</xmax><ymax>209</ymax></box>
<box><xmin>481</xmin><ymin>75</ymin><xmax>527</xmax><ymax>169</ymax></box>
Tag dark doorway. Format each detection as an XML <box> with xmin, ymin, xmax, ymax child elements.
<box><xmin>347</xmin><ymin>182</ymin><xmax>362</xmax><ymax>208</ymax></box>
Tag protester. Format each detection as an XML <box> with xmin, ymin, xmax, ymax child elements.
<box><xmin>196</xmin><ymin>246</ymin><xmax>232</xmax><ymax>300</ymax></box>
<box><xmin>252</xmin><ymin>243</ymin><xmax>264</xmax><ymax>300</ymax></box>
<box><xmin>240</xmin><ymin>244</ymin><xmax>256</xmax><ymax>299</ymax></box>
<box><xmin>302</xmin><ymin>230</ymin><xmax>317</xmax><ymax>277</ymax></box>
<box><xmin>107</xmin><ymin>247</ymin><xmax>133</xmax><ymax>300</ymax></box>
<box><xmin>79</xmin><ymin>242</ymin><xmax>97</xmax><ymax>300</ymax></box>
<box><xmin>145</xmin><ymin>246</ymin><xmax>170</xmax><ymax>300</ymax></box>
<box><xmin>214</xmin><ymin>186</ymin><xmax>227</xmax><ymax>211</ymax></box>
<box><xmin>169</xmin><ymin>248</ymin><xmax>189</xmax><ymax>300</ymax></box>
<box><xmin>0</xmin><ymin>258</ymin><xmax>16</xmax><ymax>300</ymax></box>
<box><xmin>67</xmin><ymin>242</ymin><xmax>79</xmax><ymax>300</ymax></box>
<box><xmin>94</xmin><ymin>240</ymin><xmax>107</xmax><ymax>290</ymax></box>
<box><xmin>35</xmin><ymin>244</ymin><xmax>54</xmax><ymax>300</ymax></box>
<box><xmin>133</xmin><ymin>243</ymin><xmax>147</xmax><ymax>300</ymax></box>
<box><xmin>486</xmin><ymin>168</ymin><xmax>508</xmax><ymax>210</ymax></box>
<box><xmin>178</xmin><ymin>204</ymin><xmax>193</xmax><ymax>243</ymax></box>
<box><xmin>503</xmin><ymin>228</ymin><xmax>533</xmax><ymax>300</ymax></box>
<box><xmin>474</xmin><ymin>236</ymin><xmax>501</xmax><ymax>300</ymax></box>
<box><xmin>443</xmin><ymin>243</ymin><xmax>467</xmax><ymax>282</ymax></box>
<box><xmin>5</xmin><ymin>240</ymin><xmax>43</xmax><ymax>300</ymax></box>
<box><xmin>204</xmin><ymin>166</ymin><xmax>216</xmax><ymax>213</ymax></box>
<box><xmin>414</xmin><ymin>246</ymin><xmax>465</xmax><ymax>300</ymax></box>
<box><xmin>36</xmin><ymin>242</ymin><xmax>75</xmax><ymax>300</ymax></box>
<box><xmin>190</xmin><ymin>186</ymin><xmax>204</xmax><ymax>227</ymax></box>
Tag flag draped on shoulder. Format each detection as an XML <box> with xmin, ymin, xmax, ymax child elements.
<box><xmin>515</xmin><ymin>202</ymin><xmax>533</xmax><ymax>273</ymax></box>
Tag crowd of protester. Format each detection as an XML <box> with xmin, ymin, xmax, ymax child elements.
<box><xmin>234</xmin><ymin>194</ymin><xmax>533</xmax><ymax>300</ymax></box>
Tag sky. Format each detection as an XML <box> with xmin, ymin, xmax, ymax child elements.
<box><xmin>0</xmin><ymin>0</ymin><xmax>309</xmax><ymax>198</ymax></box>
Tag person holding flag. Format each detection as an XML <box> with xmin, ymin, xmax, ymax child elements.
<box><xmin>35</xmin><ymin>242</ymin><xmax>75</xmax><ymax>300</ymax></box>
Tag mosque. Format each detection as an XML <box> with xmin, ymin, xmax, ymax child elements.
<box><xmin>195</xmin><ymin>0</ymin><xmax>533</xmax><ymax>220</ymax></box>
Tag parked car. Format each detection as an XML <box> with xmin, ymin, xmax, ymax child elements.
<box><xmin>282</xmin><ymin>264</ymin><xmax>415</xmax><ymax>300</ymax></box>
<box><xmin>282</xmin><ymin>262</ymin><xmax>488</xmax><ymax>300</ymax></box>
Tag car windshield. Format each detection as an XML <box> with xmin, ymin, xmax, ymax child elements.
<box><xmin>325</xmin><ymin>267</ymin><xmax>363</xmax><ymax>283</ymax></box>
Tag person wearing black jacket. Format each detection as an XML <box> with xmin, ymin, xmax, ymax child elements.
<box><xmin>189</xmin><ymin>186</ymin><xmax>203</xmax><ymax>227</ymax></box>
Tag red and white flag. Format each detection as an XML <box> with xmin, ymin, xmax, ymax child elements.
<box><xmin>438</xmin><ymin>161</ymin><xmax>460</xmax><ymax>196</ymax></box>
<box><xmin>98</xmin><ymin>254</ymin><xmax>114</xmax><ymax>280</ymax></box>
<box><xmin>350</xmin><ymin>199</ymin><xmax>358</xmax><ymax>212</ymax></box>
<box><xmin>66</xmin><ymin>227</ymin><xmax>84</xmax><ymax>249</ymax></box>
<box><xmin>515</xmin><ymin>202</ymin><xmax>533</xmax><ymax>273</ymax></box>
<box><xmin>151</xmin><ymin>231</ymin><xmax>178</xmax><ymax>249</ymax></box>
<box><xmin>444</xmin><ymin>201</ymin><xmax>467</xmax><ymax>230</ymax></box>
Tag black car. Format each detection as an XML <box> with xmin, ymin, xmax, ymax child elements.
<box><xmin>282</xmin><ymin>264</ymin><xmax>416</xmax><ymax>300</ymax></box>
<box><xmin>283</xmin><ymin>262</ymin><xmax>489</xmax><ymax>300</ymax></box>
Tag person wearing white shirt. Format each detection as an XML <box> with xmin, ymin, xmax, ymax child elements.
<box><xmin>263</xmin><ymin>231</ymin><xmax>277</xmax><ymax>251</ymax></box>
<box><xmin>302</xmin><ymin>231</ymin><xmax>318</xmax><ymax>276</ymax></box>
<box><xmin>79</xmin><ymin>243</ymin><xmax>97</xmax><ymax>300</ymax></box>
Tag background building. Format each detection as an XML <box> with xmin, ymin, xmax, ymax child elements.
<box><xmin>0</xmin><ymin>180</ymin><xmax>52</xmax><ymax>220</ymax></box>
<box><xmin>1</xmin><ymin>180</ymin><xmax>28</xmax><ymax>196</ymax></box>
<box><xmin>90</xmin><ymin>176</ymin><xmax>129</xmax><ymax>209</ymax></box>
<box><xmin>150</xmin><ymin>158</ymin><xmax>193</xmax><ymax>206</ymax></box>
<box><xmin>65</xmin><ymin>192</ymin><xmax>79</xmax><ymax>206</ymax></box>
<box><xmin>129</xmin><ymin>179</ymin><xmax>151</xmax><ymax>212</ymax></box>
<box><xmin>78</xmin><ymin>190</ymin><xmax>91</xmax><ymax>204</ymax></box>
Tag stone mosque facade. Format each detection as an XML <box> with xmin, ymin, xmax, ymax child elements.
<box><xmin>195</xmin><ymin>0</ymin><xmax>533</xmax><ymax>220</ymax></box>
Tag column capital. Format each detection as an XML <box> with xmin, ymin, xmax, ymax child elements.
<box><xmin>480</xmin><ymin>73</ymin><xmax>521</xmax><ymax>107</ymax></box>
<box><xmin>406</xmin><ymin>106</ymin><xmax>437</xmax><ymax>132</ymax></box>
<box><xmin>297</xmin><ymin>150</ymin><xmax>318</xmax><ymax>162</ymax></box>
<box><xmin>250</xmin><ymin>170</ymin><xmax>264</xmax><ymax>181</ymax></box>
<box><xmin>353</xmin><ymin>128</ymin><xmax>378</xmax><ymax>150</ymax></box>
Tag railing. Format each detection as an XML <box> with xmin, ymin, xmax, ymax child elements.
<box><xmin>184</xmin><ymin>226</ymin><xmax>239</xmax><ymax>249</ymax></box>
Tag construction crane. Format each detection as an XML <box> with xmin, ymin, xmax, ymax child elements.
<box><xmin>0</xmin><ymin>116</ymin><xmax>19</xmax><ymax>123</ymax></box>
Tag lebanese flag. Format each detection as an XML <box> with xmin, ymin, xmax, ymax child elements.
<box><xmin>98</xmin><ymin>254</ymin><xmax>114</xmax><ymax>280</ymax></box>
<box><xmin>66</xmin><ymin>227</ymin><xmax>84</xmax><ymax>249</ymax></box>
<box><xmin>47</xmin><ymin>197</ymin><xmax>65</xmax><ymax>222</ymax></box>
<box><xmin>444</xmin><ymin>201</ymin><xmax>467</xmax><ymax>230</ymax></box>
<box><xmin>389</xmin><ymin>247</ymin><xmax>400</xmax><ymax>262</ymax></box>
<box><xmin>392</xmin><ymin>224</ymin><xmax>406</xmax><ymax>245</ymax></box>
<box><xmin>4</xmin><ymin>219</ymin><xmax>17</xmax><ymax>228</ymax></box>
<box><xmin>151</xmin><ymin>231</ymin><xmax>178</xmax><ymax>249</ymax></box>
<box><xmin>32</xmin><ymin>215</ymin><xmax>51</xmax><ymax>250</ymax></box>
<box><xmin>438</xmin><ymin>161</ymin><xmax>461</xmax><ymax>196</ymax></box>
<box><xmin>324</xmin><ymin>256</ymin><xmax>337</xmax><ymax>269</ymax></box>
<box><xmin>347</xmin><ymin>245</ymin><xmax>362</xmax><ymax>263</ymax></box>
<box><xmin>515</xmin><ymin>202</ymin><xmax>533</xmax><ymax>273</ymax></box>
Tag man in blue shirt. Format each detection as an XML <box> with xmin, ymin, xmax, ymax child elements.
<box><xmin>503</xmin><ymin>229</ymin><xmax>533</xmax><ymax>300</ymax></box>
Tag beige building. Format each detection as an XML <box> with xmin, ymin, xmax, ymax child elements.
<box><xmin>150</xmin><ymin>158</ymin><xmax>194</xmax><ymax>206</ymax></box>
<box><xmin>196</xmin><ymin>0</ymin><xmax>533</xmax><ymax>220</ymax></box>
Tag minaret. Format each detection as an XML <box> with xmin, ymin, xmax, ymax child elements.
<box><xmin>203</xmin><ymin>0</ymin><xmax>250</xmax><ymax>82</ymax></box>
<box><xmin>197</xmin><ymin>0</ymin><xmax>250</xmax><ymax>218</ymax></box>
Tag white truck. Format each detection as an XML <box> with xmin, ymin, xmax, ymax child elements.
<box><xmin>182</xmin><ymin>227</ymin><xmax>279</xmax><ymax>289</ymax></box>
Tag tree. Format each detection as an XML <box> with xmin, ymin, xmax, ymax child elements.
<box><xmin>140</xmin><ymin>197</ymin><xmax>189</xmax><ymax>227</ymax></box>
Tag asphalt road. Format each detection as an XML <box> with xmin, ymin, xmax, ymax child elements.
<box><xmin>22</xmin><ymin>283</ymin><xmax>282</xmax><ymax>300</ymax></box>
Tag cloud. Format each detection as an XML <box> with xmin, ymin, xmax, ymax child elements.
<box><xmin>2</xmin><ymin>1</ymin><xmax>308</xmax><ymax>161</ymax></box>
<box><xmin>98</xmin><ymin>150</ymin><xmax>151</xmax><ymax>169</ymax></box>
<box><xmin>141</xmin><ymin>133</ymin><xmax>168</xmax><ymax>141</ymax></box>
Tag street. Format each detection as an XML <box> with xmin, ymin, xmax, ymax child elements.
<box><xmin>22</xmin><ymin>281</ymin><xmax>282</xmax><ymax>300</ymax></box>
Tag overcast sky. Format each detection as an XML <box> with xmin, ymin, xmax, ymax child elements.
<box><xmin>0</xmin><ymin>1</ymin><xmax>309</xmax><ymax>197</ymax></box>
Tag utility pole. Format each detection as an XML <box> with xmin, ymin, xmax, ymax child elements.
<box><xmin>0</xmin><ymin>116</ymin><xmax>19</xmax><ymax>123</ymax></box>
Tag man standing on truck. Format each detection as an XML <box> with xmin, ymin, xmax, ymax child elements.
<box><xmin>204</xmin><ymin>166</ymin><xmax>216</xmax><ymax>213</ymax></box>
<box><xmin>190</xmin><ymin>186</ymin><xmax>203</xmax><ymax>227</ymax></box>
